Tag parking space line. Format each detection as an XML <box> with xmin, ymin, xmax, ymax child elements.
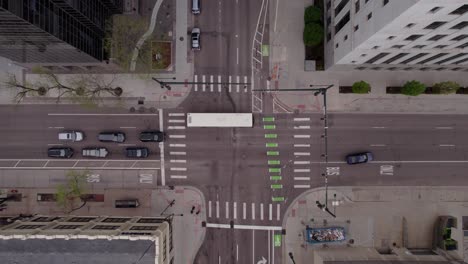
<box><xmin>208</xmin><ymin>201</ymin><xmax>212</xmax><ymax>218</ymax></box>
<box><xmin>252</xmin><ymin>203</ymin><xmax>255</xmax><ymax>220</ymax></box>
<box><xmin>210</xmin><ymin>75</ymin><xmax>214</xmax><ymax>92</ymax></box>
<box><xmin>226</xmin><ymin>201</ymin><xmax>229</xmax><ymax>219</ymax></box>
<box><xmin>260</xmin><ymin>203</ymin><xmax>264</xmax><ymax>220</ymax></box>
<box><xmin>218</xmin><ymin>75</ymin><xmax>222</xmax><ymax>92</ymax></box>
<box><xmin>243</xmin><ymin>202</ymin><xmax>246</xmax><ymax>220</ymax></box>
<box><xmin>170</xmin><ymin>152</ymin><xmax>186</xmax><ymax>155</ymax></box>
<box><xmin>216</xmin><ymin>201</ymin><xmax>220</xmax><ymax>218</ymax></box>
<box><xmin>294</xmin><ymin>185</ymin><xmax>310</xmax><ymax>188</ymax></box>
<box><xmin>170</xmin><ymin>167</ymin><xmax>187</xmax><ymax>171</ymax></box>
<box><xmin>169</xmin><ymin>135</ymin><xmax>186</xmax><ymax>139</ymax></box>
<box><xmin>170</xmin><ymin>159</ymin><xmax>186</xmax><ymax>163</ymax></box>
<box><xmin>168</xmin><ymin>126</ymin><xmax>185</xmax><ymax>130</ymax></box>
<box><xmin>169</xmin><ymin>144</ymin><xmax>186</xmax><ymax>147</ymax></box>
<box><xmin>170</xmin><ymin>175</ymin><xmax>187</xmax><ymax>179</ymax></box>
<box><xmin>294</xmin><ymin>177</ymin><xmax>311</xmax><ymax>180</ymax></box>
<box><xmin>294</xmin><ymin>135</ymin><xmax>310</xmax><ymax>138</ymax></box>
<box><xmin>294</xmin><ymin>152</ymin><xmax>310</xmax><ymax>156</ymax></box>
<box><xmin>202</xmin><ymin>75</ymin><xmax>206</xmax><ymax>92</ymax></box>
<box><xmin>294</xmin><ymin>169</ymin><xmax>310</xmax><ymax>173</ymax></box>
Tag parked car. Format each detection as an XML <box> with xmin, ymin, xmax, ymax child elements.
<box><xmin>48</xmin><ymin>147</ymin><xmax>74</xmax><ymax>158</ymax></box>
<box><xmin>98</xmin><ymin>132</ymin><xmax>125</xmax><ymax>143</ymax></box>
<box><xmin>192</xmin><ymin>0</ymin><xmax>200</xmax><ymax>14</ymax></box>
<box><xmin>82</xmin><ymin>147</ymin><xmax>108</xmax><ymax>158</ymax></box>
<box><xmin>346</xmin><ymin>152</ymin><xmax>373</xmax><ymax>165</ymax></box>
<box><xmin>191</xmin><ymin>28</ymin><xmax>200</xmax><ymax>50</ymax></box>
<box><xmin>58</xmin><ymin>131</ymin><xmax>84</xmax><ymax>142</ymax></box>
<box><xmin>126</xmin><ymin>147</ymin><xmax>149</xmax><ymax>158</ymax></box>
<box><xmin>139</xmin><ymin>131</ymin><xmax>164</xmax><ymax>142</ymax></box>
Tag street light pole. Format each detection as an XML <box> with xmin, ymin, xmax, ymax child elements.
<box><xmin>152</xmin><ymin>77</ymin><xmax>250</xmax><ymax>91</ymax></box>
<box><xmin>288</xmin><ymin>252</ymin><xmax>296</xmax><ymax>264</ymax></box>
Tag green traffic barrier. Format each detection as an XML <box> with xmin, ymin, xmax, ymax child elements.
<box><xmin>270</xmin><ymin>176</ymin><xmax>282</xmax><ymax>181</ymax></box>
<box><xmin>268</xmin><ymin>160</ymin><xmax>280</xmax><ymax>165</ymax></box>
<box><xmin>274</xmin><ymin>234</ymin><xmax>282</xmax><ymax>247</ymax></box>
<box><xmin>262</xmin><ymin>117</ymin><xmax>275</xmax><ymax>122</ymax></box>
<box><xmin>263</xmin><ymin>125</ymin><xmax>276</xmax><ymax>130</ymax></box>
<box><xmin>271</xmin><ymin>184</ymin><xmax>283</xmax><ymax>189</ymax></box>
<box><xmin>266</xmin><ymin>143</ymin><xmax>278</xmax><ymax>147</ymax></box>
<box><xmin>269</xmin><ymin>168</ymin><xmax>281</xmax><ymax>173</ymax></box>
<box><xmin>265</xmin><ymin>134</ymin><xmax>277</xmax><ymax>139</ymax></box>
<box><xmin>272</xmin><ymin>196</ymin><xmax>285</xmax><ymax>202</ymax></box>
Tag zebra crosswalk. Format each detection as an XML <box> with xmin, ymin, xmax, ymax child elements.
<box><xmin>208</xmin><ymin>200</ymin><xmax>281</xmax><ymax>222</ymax></box>
<box><xmin>193</xmin><ymin>74</ymin><xmax>250</xmax><ymax>93</ymax></box>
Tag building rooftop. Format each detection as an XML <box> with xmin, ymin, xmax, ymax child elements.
<box><xmin>0</xmin><ymin>238</ymin><xmax>156</xmax><ymax>264</ymax></box>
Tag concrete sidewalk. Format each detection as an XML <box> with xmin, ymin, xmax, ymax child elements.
<box><xmin>283</xmin><ymin>186</ymin><xmax>468</xmax><ymax>264</ymax></box>
<box><xmin>269</xmin><ymin>0</ymin><xmax>468</xmax><ymax>114</ymax></box>
<box><xmin>0</xmin><ymin>185</ymin><xmax>205</xmax><ymax>264</ymax></box>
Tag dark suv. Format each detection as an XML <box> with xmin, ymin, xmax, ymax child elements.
<box><xmin>48</xmin><ymin>147</ymin><xmax>74</xmax><ymax>158</ymax></box>
<box><xmin>346</xmin><ymin>152</ymin><xmax>373</xmax><ymax>165</ymax></box>
<box><xmin>98</xmin><ymin>132</ymin><xmax>126</xmax><ymax>143</ymax></box>
<box><xmin>126</xmin><ymin>147</ymin><xmax>149</xmax><ymax>158</ymax></box>
<box><xmin>139</xmin><ymin>131</ymin><xmax>164</xmax><ymax>142</ymax></box>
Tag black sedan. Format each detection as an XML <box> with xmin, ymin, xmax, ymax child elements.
<box><xmin>346</xmin><ymin>152</ymin><xmax>373</xmax><ymax>165</ymax></box>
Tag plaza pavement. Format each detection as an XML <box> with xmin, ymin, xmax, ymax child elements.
<box><xmin>283</xmin><ymin>186</ymin><xmax>468</xmax><ymax>264</ymax></box>
<box><xmin>269</xmin><ymin>0</ymin><xmax>468</xmax><ymax>114</ymax></box>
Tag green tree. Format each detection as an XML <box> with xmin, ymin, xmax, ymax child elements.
<box><xmin>303</xmin><ymin>23</ymin><xmax>324</xmax><ymax>47</ymax></box>
<box><xmin>55</xmin><ymin>170</ymin><xmax>89</xmax><ymax>213</ymax></box>
<box><xmin>352</xmin><ymin>81</ymin><xmax>371</xmax><ymax>94</ymax></box>
<box><xmin>432</xmin><ymin>81</ymin><xmax>460</xmax><ymax>94</ymax></box>
<box><xmin>401</xmin><ymin>80</ymin><xmax>426</xmax><ymax>96</ymax></box>
<box><xmin>304</xmin><ymin>6</ymin><xmax>321</xmax><ymax>24</ymax></box>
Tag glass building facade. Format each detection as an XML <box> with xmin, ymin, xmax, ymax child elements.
<box><xmin>0</xmin><ymin>0</ymin><xmax>123</xmax><ymax>63</ymax></box>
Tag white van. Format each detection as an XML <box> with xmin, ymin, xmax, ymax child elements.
<box><xmin>58</xmin><ymin>131</ymin><xmax>84</xmax><ymax>142</ymax></box>
<box><xmin>192</xmin><ymin>0</ymin><xmax>200</xmax><ymax>14</ymax></box>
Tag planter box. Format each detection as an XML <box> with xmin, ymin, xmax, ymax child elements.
<box><xmin>339</xmin><ymin>86</ymin><xmax>353</xmax><ymax>93</ymax></box>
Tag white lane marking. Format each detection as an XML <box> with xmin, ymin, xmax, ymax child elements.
<box><xmin>168</xmin><ymin>119</ymin><xmax>185</xmax><ymax>123</ymax></box>
<box><xmin>120</xmin><ymin>126</ymin><xmax>136</xmax><ymax>129</ymax></box>
<box><xmin>370</xmin><ymin>144</ymin><xmax>386</xmax><ymax>147</ymax></box>
<box><xmin>13</xmin><ymin>160</ymin><xmax>21</xmax><ymax>167</ymax></box>
<box><xmin>294</xmin><ymin>144</ymin><xmax>310</xmax><ymax>147</ymax></box>
<box><xmin>435</xmin><ymin>127</ymin><xmax>453</xmax><ymax>129</ymax></box>
<box><xmin>294</xmin><ymin>161</ymin><xmax>310</xmax><ymax>165</ymax></box>
<box><xmin>194</xmin><ymin>75</ymin><xmax>198</xmax><ymax>91</ymax></box>
<box><xmin>170</xmin><ymin>167</ymin><xmax>187</xmax><ymax>171</ymax></box>
<box><xmin>209</xmin><ymin>201</ymin><xmax>212</xmax><ymax>217</ymax></box>
<box><xmin>169</xmin><ymin>135</ymin><xmax>186</xmax><ymax>139</ymax></box>
<box><xmin>243</xmin><ymin>202</ymin><xmax>246</xmax><ymax>220</ymax></box>
<box><xmin>294</xmin><ymin>177</ymin><xmax>311</xmax><ymax>180</ymax></box>
<box><xmin>48</xmin><ymin>126</ymin><xmax>64</xmax><ymax>129</ymax></box>
<box><xmin>47</xmin><ymin>143</ymin><xmax>63</xmax><ymax>146</ymax></box>
<box><xmin>233</xmin><ymin>202</ymin><xmax>237</xmax><ymax>219</ymax></box>
<box><xmin>294</xmin><ymin>135</ymin><xmax>310</xmax><ymax>138</ymax></box>
<box><xmin>252</xmin><ymin>230</ymin><xmax>255</xmax><ymax>264</ymax></box>
<box><xmin>294</xmin><ymin>125</ymin><xmax>310</xmax><ymax>129</ymax></box>
<box><xmin>216</xmin><ymin>201</ymin><xmax>220</xmax><ymax>218</ymax></box>
<box><xmin>236</xmin><ymin>76</ymin><xmax>240</xmax><ymax>92</ymax></box>
<box><xmin>294</xmin><ymin>152</ymin><xmax>310</xmax><ymax>156</ymax></box>
<box><xmin>244</xmin><ymin>76</ymin><xmax>248</xmax><ymax>92</ymax></box>
<box><xmin>226</xmin><ymin>201</ymin><xmax>229</xmax><ymax>219</ymax></box>
<box><xmin>252</xmin><ymin>203</ymin><xmax>255</xmax><ymax>220</ymax></box>
<box><xmin>210</xmin><ymin>75</ymin><xmax>214</xmax><ymax>92</ymax></box>
<box><xmin>170</xmin><ymin>151</ymin><xmax>186</xmax><ymax>155</ymax></box>
<box><xmin>206</xmin><ymin>223</ymin><xmax>282</xmax><ymax>231</ymax></box>
<box><xmin>269</xmin><ymin>204</ymin><xmax>272</xmax><ymax>221</ymax></box>
<box><xmin>294</xmin><ymin>169</ymin><xmax>310</xmax><ymax>173</ymax></box>
<box><xmin>168</xmin><ymin>113</ymin><xmax>185</xmax><ymax>117</ymax></box>
<box><xmin>169</xmin><ymin>144</ymin><xmax>186</xmax><ymax>147</ymax></box>
<box><xmin>268</xmin><ymin>229</ymin><xmax>271</xmax><ymax>264</ymax></box>
<box><xmin>170</xmin><ymin>159</ymin><xmax>186</xmax><ymax>163</ymax></box>
<box><xmin>439</xmin><ymin>144</ymin><xmax>455</xmax><ymax>147</ymax></box>
<box><xmin>118</xmin><ymin>143</ymin><xmax>136</xmax><ymax>146</ymax></box>
<box><xmin>260</xmin><ymin>203</ymin><xmax>264</xmax><ymax>220</ymax></box>
<box><xmin>219</xmin><ymin>255</ymin><xmax>221</xmax><ymax>264</ymax></box>
<box><xmin>170</xmin><ymin>175</ymin><xmax>187</xmax><ymax>179</ymax></box>
<box><xmin>293</xmin><ymin>117</ymin><xmax>310</xmax><ymax>121</ymax></box>
<box><xmin>276</xmin><ymin>204</ymin><xmax>280</xmax><ymax>221</ymax></box>
<box><xmin>372</xmin><ymin>126</ymin><xmax>386</xmax><ymax>129</ymax></box>
<box><xmin>229</xmin><ymin>75</ymin><xmax>232</xmax><ymax>92</ymax></box>
<box><xmin>168</xmin><ymin>126</ymin><xmax>185</xmax><ymax>130</ymax></box>
<box><xmin>202</xmin><ymin>75</ymin><xmax>206</xmax><ymax>92</ymax></box>
<box><xmin>274</xmin><ymin>0</ymin><xmax>279</xmax><ymax>32</ymax></box>
<box><xmin>236</xmin><ymin>244</ymin><xmax>239</xmax><ymax>262</ymax></box>
<box><xmin>236</xmin><ymin>47</ymin><xmax>239</xmax><ymax>65</ymax></box>
<box><xmin>294</xmin><ymin>185</ymin><xmax>311</xmax><ymax>188</ymax></box>
<box><xmin>218</xmin><ymin>75</ymin><xmax>222</xmax><ymax>92</ymax></box>
<box><xmin>48</xmin><ymin>113</ymin><xmax>158</xmax><ymax>116</ymax></box>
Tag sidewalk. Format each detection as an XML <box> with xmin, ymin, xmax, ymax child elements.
<box><xmin>0</xmin><ymin>0</ymin><xmax>193</xmax><ymax>109</ymax></box>
<box><xmin>269</xmin><ymin>0</ymin><xmax>468</xmax><ymax>114</ymax></box>
<box><xmin>0</xmin><ymin>185</ymin><xmax>206</xmax><ymax>264</ymax></box>
<box><xmin>283</xmin><ymin>186</ymin><xmax>468</xmax><ymax>264</ymax></box>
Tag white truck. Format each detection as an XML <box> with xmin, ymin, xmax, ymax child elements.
<box><xmin>82</xmin><ymin>147</ymin><xmax>108</xmax><ymax>158</ymax></box>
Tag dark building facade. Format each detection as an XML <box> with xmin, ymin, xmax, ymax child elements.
<box><xmin>0</xmin><ymin>0</ymin><xmax>123</xmax><ymax>64</ymax></box>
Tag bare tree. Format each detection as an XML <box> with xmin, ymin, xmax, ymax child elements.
<box><xmin>55</xmin><ymin>170</ymin><xmax>89</xmax><ymax>214</ymax></box>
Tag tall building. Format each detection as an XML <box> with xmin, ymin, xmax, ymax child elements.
<box><xmin>0</xmin><ymin>215</ymin><xmax>174</xmax><ymax>264</ymax></box>
<box><xmin>0</xmin><ymin>0</ymin><xmax>123</xmax><ymax>65</ymax></box>
<box><xmin>325</xmin><ymin>0</ymin><xmax>468</xmax><ymax>71</ymax></box>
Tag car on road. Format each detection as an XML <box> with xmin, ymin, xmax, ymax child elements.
<box><xmin>98</xmin><ymin>132</ymin><xmax>125</xmax><ymax>143</ymax></box>
<box><xmin>192</xmin><ymin>0</ymin><xmax>200</xmax><ymax>14</ymax></box>
<box><xmin>48</xmin><ymin>147</ymin><xmax>74</xmax><ymax>158</ymax></box>
<box><xmin>346</xmin><ymin>152</ymin><xmax>373</xmax><ymax>165</ymax></box>
<box><xmin>82</xmin><ymin>147</ymin><xmax>109</xmax><ymax>158</ymax></box>
<box><xmin>58</xmin><ymin>131</ymin><xmax>84</xmax><ymax>142</ymax></box>
<box><xmin>126</xmin><ymin>147</ymin><xmax>149</xmax><ymax>158</ymax></box>
<box><xmin>191</xmin><ymin>28</ymin><xmax>200</xmax><ymax>50</ymax></box>
<box><xmin>139</xmin><ymin>131</ymin><xmax>164</xmax><ymax>142</ymax></box>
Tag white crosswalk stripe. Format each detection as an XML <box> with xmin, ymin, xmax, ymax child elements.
<box><xmin>294</xmin><ymin>161</ymin><xmax>310</xmax><ymax>165</ymax></box>
<box><xmin>169</xmin><ymin>135</ymin><xmax>186</xmax><ymax>139</ymax></box>
<box><xmin>294</xmin><ymin>117</ymin><xmax>310</xmax><ymax>122</ymax></box>
<box><xmin>169</xmin><ymin>144</ymin><xmax>186</xmax><ymax>147</ymax></box>
<box><xmin>229</xmin><ymin>76</ymin><xmax>232</xmax><ymax>92</ymax></box>
<box><xmin>168</xmin><ymin>119</ymin><xmax>185</xmax><ymax>123</ymax></box>
<box><xmin>237</xmin><ymin>76</ymin><xmax>240</xmax><ymax>92</ymax></box>
<box><xmin>170</xmin><ymin>175</ymin><xmax>187</xmax><ymax>179</ymax></box>
<box><xmin>218</xmin><ymin>75</ymin><xmax>222</xmax><ymax>92</ymax></box>
<box><xmin>294</xmin><ymin>168</ymin><xmax>310</xmax><ymax>173</ymax></box>
<box><xmin>294</xmin><ymin>135</ymin><xmax>311</xmax><ymax>138</ymax></box>
<box><xmin>168</xmin><ymin>113</ymin><xmax>185</xmax><ymax>117</ymax></box>
<box><xmin>294</xmin><ymin>125</ymin><xmax>310</xmax><ymax>129</ymax></box>
<box><xmin>202</xmin><ymin>75</ymin><xmax>206</xmax><ymax>92</ymax></box>
<box><xmin>244</xmin><ymin>76</ymin><xmax>248</xmax><ymax>92</ymax></box>
<box><xmin>194</xmin><ymin>75</ymin><xmax>198</xmax><ymax>91</ymax></box>
<box><xmin>210</xmin><ymin>75</ymin><xmax>214</xmax><ymax>92</ymax></box>
<box><xmin>207</xmin><ymin>201</ymin><xmax>282</xmax><ymax>222</ymax></box>
<box><xmin>168</xmin><ymin>126</ymin><xmax>185</xmax><ymax>130</ymax></box>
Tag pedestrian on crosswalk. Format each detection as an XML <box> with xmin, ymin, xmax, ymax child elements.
<box><xmin>191</xmin><ymin>206</ymin><xmax>195</xmax><ymax>214</ymax></box>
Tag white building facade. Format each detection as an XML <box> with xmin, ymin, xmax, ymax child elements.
<box><xmin>325</xmin><ymin>0</ymin><xmax>468</xmax><ymax>71</ymax></box>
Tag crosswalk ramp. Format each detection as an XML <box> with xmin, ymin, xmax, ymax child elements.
<box><xmin>193</xmin><ymin>75</ymin><xmax>250</xmax><ymax>93</ymax></box>
<box><xmin>208</xmin><ymin>201</ymin><xmax>281</xmax><ymax>222</ymax></box>
<box><xmin>167</xmin><ymin>112</ymin><xmax>188</xmax><ymax>180</ymax></box>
